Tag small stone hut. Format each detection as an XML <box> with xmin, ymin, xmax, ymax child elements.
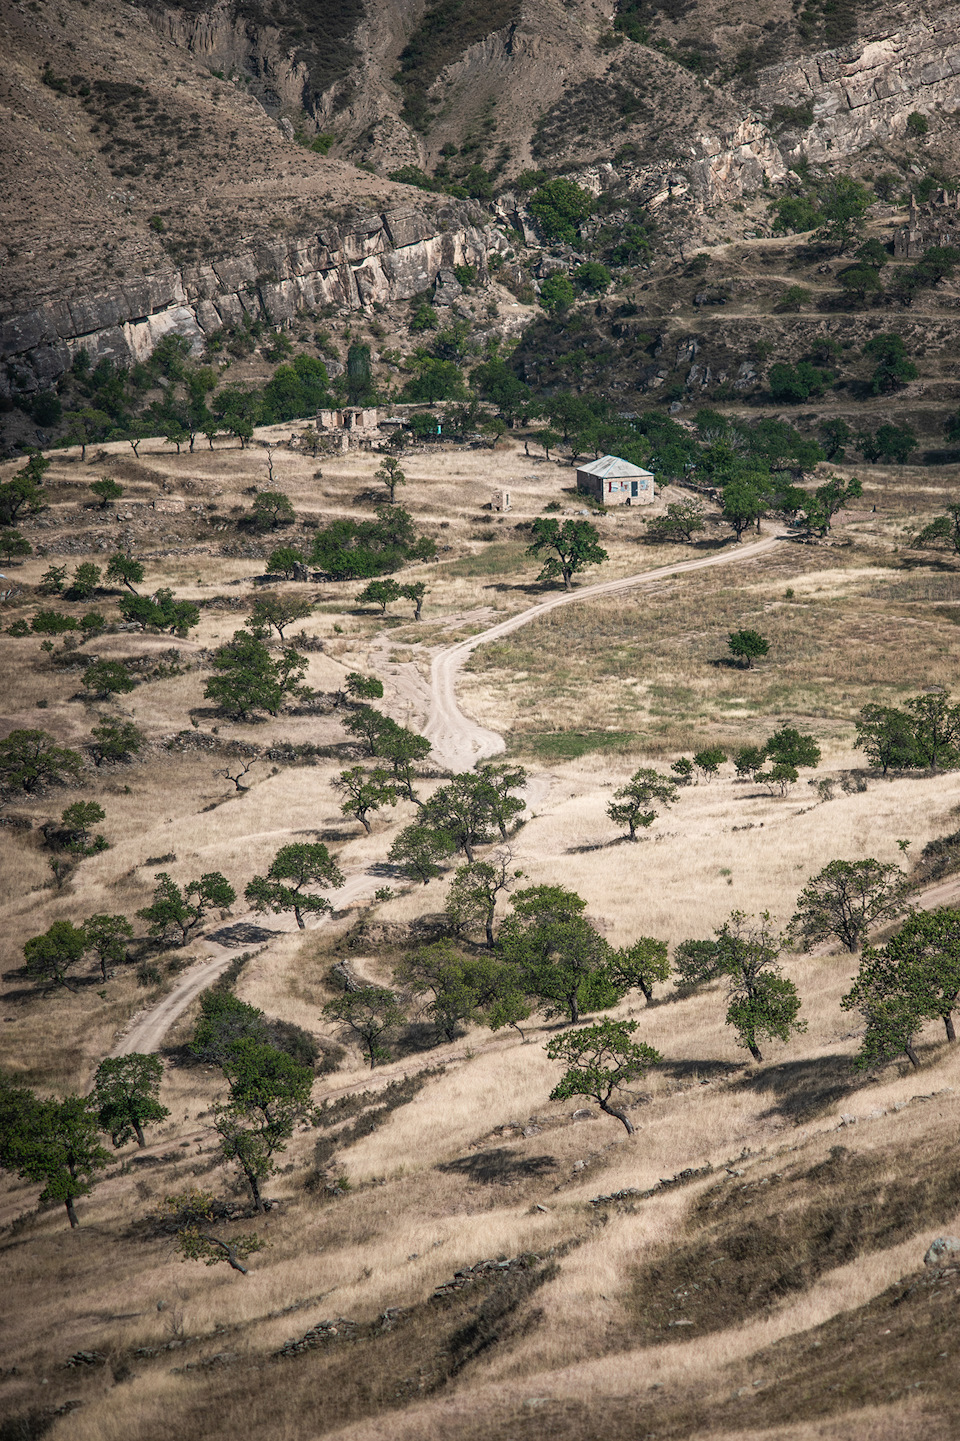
<box><xmin>575</xmin><ymin>454</ymin><xmax>654</xmax><ymax>505</ymax></box>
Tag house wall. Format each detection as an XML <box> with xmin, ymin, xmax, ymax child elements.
<box><xmin>575</xmin><ymin>470</ymin><xmax>654</xmax><ymax>505</ymax></box>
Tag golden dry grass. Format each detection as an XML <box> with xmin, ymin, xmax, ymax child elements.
<box><xmin>5</xmin><ymin>437</ymin><xmax>960</xmax><ymax>1441</ymax></box>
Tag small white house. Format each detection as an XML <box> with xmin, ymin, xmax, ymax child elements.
<box><xmin>576</xmin><ymin>454</ymin><xmax>654</xmax><ymax>505</ymax></box>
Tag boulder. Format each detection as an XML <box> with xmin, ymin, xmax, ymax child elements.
<box><xmin>924</xmin><ymin>1236</ymin><xmax>960</xmax><ymax>1267</ymax></box>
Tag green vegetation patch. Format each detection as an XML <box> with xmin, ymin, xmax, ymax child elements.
<box><xmin>509</xmin><ymin>729</ymin><xmax>642</xmax><ymax>761</ymax></box>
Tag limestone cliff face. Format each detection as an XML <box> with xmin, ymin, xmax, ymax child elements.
<box><xmin>0</xmin><ymin>207</ymin><xmax>505</xmax><ymax>401</ymax></box>
<box><xmin>756</xmin><ymin>5</ymin><xmax>960</xmax><ymax>162</ymax></box>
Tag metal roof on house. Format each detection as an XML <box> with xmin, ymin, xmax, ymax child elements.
<box><xmin>576</xmin><ymin>454</ymin><xmax>653</xmax><ymax>479</ymax></box>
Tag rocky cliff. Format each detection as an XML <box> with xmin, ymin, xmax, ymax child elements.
<box><xmin>0</xmin><ymin>205</ymin><xmax>504</xmax><ymax>402</ymax></box>
<box><xmin>755</xmin><ymin>3</ymin><xmax>960</xmax><ymax>162</ymax></box>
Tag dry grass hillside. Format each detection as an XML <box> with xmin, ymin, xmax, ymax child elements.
<box><xmin>2</xmin><ymin>428</ymin><xmax>960</xmax><ymax>1440</ymax></box>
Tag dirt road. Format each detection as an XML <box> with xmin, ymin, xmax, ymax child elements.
<box><xmin>422</xmin><ymin>533</ymin><xmax>783</xmax><ymax>771</ymax></box>
<box><xmin>112</xmin><ymin>533</ymin><xmax>784</xmax><ymax>1055</ymax></box>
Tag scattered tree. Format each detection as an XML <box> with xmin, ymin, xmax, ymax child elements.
<box><xmin>0</xmin><ymin>729</ymin><xmax>83</xmax><ymax>793</ymax></box>
<box><xmin>0</xmin><ymin>1082</ymin><xmax>110</xmax><ymax>1227</ymax></box>
<box><xmin>323</xmin><ymin>987</ymin><xmax>406</xmax><ymax>1068</ymax></box>
<box><xmin>105</xmin><ymin>553</ymin><xmax>145</xmax><ymax>594</ymax></box>
<box><xmin>245</xmin><ymin>842</ymin><xmax>344</xmax><ymax>929</ymax></box>
<box><xmin>356</xmin><ymin>578</ymin><xmax>403</xmax><ymax>614</ymax></box>
<box><xmin>727</xmin><ymin>629</ymin><xmax>769</xmax><ymax>668</ymax></box>
<box><xmin>643</xmin><ymin>500</ymin><xmax>707</xmax><ymax>544</ymax></box>
<box><xmin>789</xmin><ymin>858</ymin><xmax>911</xmax><ymax>953</ymax></box>
<box><xmin>251</xmin><ymin>491</ymin><xmax>295</xmax><ymax>531</ymax></box>
<box><xmin>81</xmin><ymin>659</ymin><xmax>136</xmax><ymax>700</ymax></box>
<box><xmin>527</xmin><ymin>517</ymin><xmax>608</xmax><ymax>590</ymax></box>
<box><xmin>268</xmin><ymin>546</ymin><xmax>306</xmax><ymax>578</ymax></box>
<box><xmin>82</xmin><ymin>912</ymin><xmax>133</xmax><ymax>979</ymax></box>
<box><xmin>60</xmin><ymin>800</ymin><xmax>107</xmax><ymax>856</ymax></box>
<box><xmin>388</xmin><ymin>822</ymin><xmax>457</xmax><ymax>883</ymax></box>
<box><xmin>138</xmin><ymin>871</ymin><xmax>235</xmax><ymax>946</ymax></box>
<box><xmin>498</xmin><ymin>885</ymin><xmax>616</xmax><ymax>1025</ymax></box>
<box><xmin>246</xmin><ymin>591</ymin><xmax>314</xmax><ymax>641</ymax></box>
<box><xmin>607</xmin><ymin>767</ymin><xmax>678</xmax><ymax>841</ymax></box>
<box><xmin>332</xmin><ymin>765</ymin><xmax>397</xmax><ymax>832</ymax></box>
<box><xmin>545</xmin><ymin>1019</ymin><xmax>661</xmax><ymax>1134</ymax></box>
<box><xmin>375</xmin><ymin>457</ymin><xmax>406</xmax><ymax>503</ymax></box>
<box><xmin>906</xmin><ymin>691</ymin><xmax>960</xmax><ymax>770</ymax></box>
<box><xmin>205</xmin><ymin>630</ymin><xmax>308</xmax><ymax>719</ymax></box>
<box><xmin>215</xmin><ymin>1040</ymin><xmax>314</xmax><ymax>1211</ymax></box>
<box><xmin>608</xmin><ymin>936</ymin><xmax>671</xmax><ymax>1005</ymax></box>
<box><xmin>715</xmin><ymin>911</ymin><xmax>805</xmax><ymax>1062</ymax></box>
<box><xmin>93</xmin><ymin>1054</ymin><xmax>169</xmax><ymax>1147</ymax></box>
<box><xmin>23</xmin><ymin>920</ymin><xmax>89</xmax><ymax>989</ymax></box>
<box><xmin>445</xmin><ymin>852</ymin><xmax>524</xmax><ymax>947</ymax></box>
<box><xmin>88</xmin><ymin>717</ymin><xmax>143</xmax><ymax>767</ymax></box>
<box><xmin>0</xmin><ymin>530</ymin><xmax>31</xmax><ymax>563</ymax></box>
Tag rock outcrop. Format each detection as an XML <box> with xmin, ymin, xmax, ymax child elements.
<box><xmin>756</xmin><ymin>5</ymin><xmax>960</xmax><ymax>163</ymax></box>
<box><xmin>0</xmin><ymin>205</ymin><xmax>505</xmax><ymax>401</ymax></box>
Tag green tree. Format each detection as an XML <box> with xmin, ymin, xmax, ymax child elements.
<box><xmin>607</xmin><ymin>767</ymin><xmax>678</xmax><ymax>841</ymax></box>
<box><xmin>445</xmin><ymin>853</ymin><xmax>524</xmax><ymax>948</ymax></box>
<box><xmin>90</xmin><ymin>476</ymin><xmax>124</xmax><ymax>509</ymax></box>
<box><xmin>727</xmin><ymin>629</ymin><xmax>769</xmax><ymax>668</ymax></box>
<box><xmin>246</xmin><ymin>590</ymin><xmax>314</xmax><ymax>641</ymax></box>
<box><xmin>138</xmin><ymin>872</ymin><xmax>235</xmax><ymax>946</ymax></box>
<box><xmin>476</xmin><ymin>761</ymin><xmax>528</xmax><ymax>840</ymax></box>
<box><xmin>643</xmin><ymin>500</ymin><xmax>706</xmax><ymax>544</ymax></box>
<box><xmin>820</xmin><ymin>418</ymin><xmax>852</xmax><ymax>461</ymax></box>
<box><xmin>768</xmin><ymin>361</ymin><xmax>833</xmax><ymax>403</ymax></box>
<box><xmin>356</xmin><ymin>578</ymin><xmax>403</xmax><ymax>614</ymax></box>
<box><xmin>82</xmin><ymin>912</ymin><xmax>133</xmax><ymax>980</ymax></box>
<box><xmin>722</xmin><ymin>479</ymin><xmax>767</xmax><ymax>540</ymax></box>
<box><xmin>371</xmin><ymin>718</ymin><xmax>431</xmax><ymax>802</ymax></box>
<box><xmin>81</xmin><ymin>659</ymin><xmax>136</xmax><ymax>700</ymax></box>
<box><xmin>546</xmin><ymin>1019</ymin><xmax>661</xmax><ymax>1134</ymax></box>
<box><xmin>394</xmin><ymin>940</ymin><xmax>484</xmax><ymax>1042</ymax></box>
<box><xmin>388</xmin><ymin>822</ymin><xmax>456</xmax><ymax>883</ymax></box>
<box><xmin>0</xmin><ymin>453</ymin><xmax>48</xmax><ymax>526</ymax></box>
<box><xmin>526</xmin><ymin>517</ymin><xmax>608</xmax><ymax>591</ymax></box>
<box><xmin>572</xmin><ymin>262</ymin><xmax>611</xmax><ymax>294</ymax></box>
<box><xmin>855</xmin><ymin>703</ymin><xmax>919</xmax><ymax>775</ymax></box>
<box><xmin>841</xmin><ymin>948</ymin><xmax>924</xmax><ymax>1069</ymax></box>
<box><xmin>105</xmin><ymin>553</ymin><xmax>145</xmax><ymax>594</ymax></box>
<box><xmin>528</xmin><ymin>178</ymin><xmax>595</xmax><ymax>243</ymax></box>
<box><xmin>608</xmin><ymin>936</ymin><xmax>671</xmax><ymax>1005</ymax></box>
<box><xmin>775</xmin><ymin>285</ymin><xmax>811</xmax><ymax>312</ymax></box>
<box><xmin>0</xmin><ymin>1082</ymin><xmax>110</xmax><ymax>1227</ymax></box>
<box><xmin>205</xmin><ymin>630</ymin><xmax>308</xmax><ymax>719</ymax></box>
<box><xmin>771</xmin><ymin>194</ymin><xmax>822</xmax><ymax>234</ymax></box>
<box><xmin>343</xmin><ymin>704</ymin><xmax>391</xmax><ymax>757</ymax></box>
<box><xmin>0</xmin><ymin>729</ymin><xmax>83</xmax><ymax>793</ymax></box>
<box><xmin>863</xmin><ymin>333</ymin><xmax>918</xmax><ymax>394</ymax></box>
<box><xmin>673</xmin><ymin>937</ymin><xmax>726</xmax><ymax>990</ymax></box>
<box><xmin>765</xmin><ymin>725</ymin><xmax>821</xmax><ymax>771</ymax></box>
<box><xmin>800</xmin><ymin>475</ymin><xmax>863</xmax><ymax>535</ymax></box>
<box><xmin>251</xmin><ymin>490</ymin><xmax>295</xmax><ymax>531</ymax></box>
<box><xmin>907</xmin><ymin>111</ymin><xmax>929</xmax><ymax>135</ymax></box>
<box><xmin>215</xmin><ymin>1040</ymin><xmax>314</xmax><ymax>1210</ymax></box>
<box><xmin>399</xmin><ymin>581</ymin><xmax>427</xmax><ymax>621</ymax></box>
<box><xmin>323</xmin><ymin>987</ymin><xmax>406</xmax><ymax>1068</ymax></box>
<box><xmin>60</xmin><ymin>800</ymin><xmax>107</xmax><ymax>856</ymax></box>
<box><xmin>816</xmin><ymin>175</ymin><xmax>873</xmax><ymax>250</ymax></box>
<box><xmin>342</xmin><ymin>672</ymin><xmax>384</xmax><ymax>704</ymax></box>
<box><xmin>838</xmin><ymin>265</ymin><xmax>883</xmax><ymax>303</ymax></box>
<box><xmin>245</xmin><ymin>842</ymin><xmax>344</xmax><ymax>929</ymax></box>
<box><xmin>268</xmin><ymin>546</ymin><xmax>306</xmax><ymax>578</ymax></box>
<box><xmin>169</xmin><ymin>1194</ymin><xmax>263</xmax><ymax>1274</ymax></box>
<box><xmin>31</xmin><ymin>610</ymin><xmax>79</xmax><ymax>635</ymax></box>
<box><xmin>88</xmin><ymin>717</ymin><xmax>143</xmax><ymax>767</ymax></box>
<box><xmin>714</xmin><ymin>911</ymin><xmax>805</xmax><ymax>1062</ymax></box>
<box><xmin>23</xmin><ymin>920</ymin><xmax>89</xmax><ymax>989</ymax></box>
<box><xmin>93</xmin><ymin>1054</ymin><xmax>169</xmax><ymax>1148</ymax></box>
<box><xmin>423</xmin><ymin>771</ymin><xmax>520</xmax><ymax>862</ymax></box>
<box><xmin>880</xmin><ymin>908</ymin><xmax>960</xmax><ymax>1041</ymax></box>
<box><xmin>789</xmin><ymin>858</ymin><xmax>911</xmax><ymax>953</ymax></box>
<box><xmin>539</xmin><ymin>274</ymin><xmax>576</xmax><ymax>314</ymax></box>
<box><xmin>375</xmin><ymin>457</ymin><xmax>406</xmax><ymax>503</ymax></box>
<box><xmin>693</xmin><ymin>746</ymin><xmax>727</xmax><ymax>780</ymax></box>
<box><xmin>67</xmin><ymin>562</ymin><xmax>102</xmax><ymax>600</ymax></box>
<box><xmin>906</xmin><ymin>691</ymin><xmax>960</xmax><ymax>770</ymax></box>
<box><xmin>35</xmin><ymin>567</ymin><xmax>65</xmax><ymax>597</ymax></box>
<box><xmin>192</xmin><ymin>991</ymin><xmax>270</xmax><ymax>1067</ymax></box>
<box><xmin>0</xmin><ymin>530</ymin><xmax>31</xmax><ymax>563</ymax></box>
<box><xmin>914</xmin><ymin>504</ymin><xmax>960</xmax><ymax>556</ymax></box>
<box><xmin>333</xmin><ymin>765</ymin><xmax>397</xmax><ymax>832</ymax></box>
<box><xmin>497</xmin><ymin>885</ymin><xmax>617</xmax><ymax>1025</ymax></box>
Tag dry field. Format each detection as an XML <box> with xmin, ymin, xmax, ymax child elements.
<box><xmin>2</xmin><ymin>434</ymin><xmax>960</xmax><ymax>1441</ymax></box>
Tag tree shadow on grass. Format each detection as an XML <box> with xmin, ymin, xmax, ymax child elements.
<box><xmin>658</xmin><ymin>1057</ymin><xmax>744</xmax><ymax>1082</ymax></box>
<box><xmin>734</xmin><ymin>1053</ymin><xmax>870</xmax><ymax>1123</ymax></box>
<box><xmin>437</xmin><ymin>1149</ymin><xmax>559</xmax><ymax>1185</ymax></box>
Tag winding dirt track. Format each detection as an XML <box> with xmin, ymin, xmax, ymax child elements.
<box><xmin>112</xmin><ymin>534</ymin><xmax>784</xmax><ymax>1057</ymax></box>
